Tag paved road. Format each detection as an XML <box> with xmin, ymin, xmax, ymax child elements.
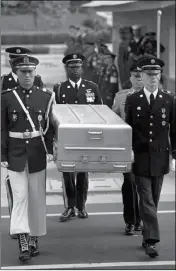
<box><xmin>1</xmin><ymin>202</ymin><xmax>175</xmax><ymax>270</ymax></box>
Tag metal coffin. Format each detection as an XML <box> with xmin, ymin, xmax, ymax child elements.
<box><xmin>52</xmin><ymin>104</ymin><xmax>132</xmax><ymax>173</ymax></box>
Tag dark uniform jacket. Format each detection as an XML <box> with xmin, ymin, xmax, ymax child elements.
<box><xmin>99</xmin><ymin>64</ymin><xmax>119</xmax><ymax>108</ymax></box>
<box><xmin>125</xmin><ymin>88</ymin><xmax>176</xmax><ymax>177</ymax></box>
<box><xmin>53</xmin><ymin>79</ymin><xmax>102</xmax><ymax>105</ymax></box>
<box><xmin>1</xmin><ymin>72</ymin><xmax>44</xmax><ymax>91</ymax></box>
<box><xmin>1</xmin><ymin>85</ymin><xmax>54</xmax><ymax>173</ymax></box>
<box><xmin>82</xmin><ymin>52</ymin><xmax>99</xmax><ymax>84</ymax></box>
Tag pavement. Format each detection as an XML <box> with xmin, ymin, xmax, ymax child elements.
<box><xmin>1</xmin><ymin>202</ymin><xmax>175</xmax><ymax>269</ymax></box>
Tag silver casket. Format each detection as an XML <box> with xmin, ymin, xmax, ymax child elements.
<box><xmin>52</xmin><ymin>104</ymin><xmax>132</xmax><ymax>173</ymax></box>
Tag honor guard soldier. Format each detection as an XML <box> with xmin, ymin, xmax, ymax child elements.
<box><xmin>1</xmin><ymin>55</ymin><xmax>55</xmax><ymax>262</ymax></box>
<box><xmin>113</xmin><ymin>63</ymin><xmax>143</xmax><ymax>235</ymax></box>
<box><xmin>1</xmin><ymin>47</ymin><xmax>44</xmax><ymax>91</ymax></box>
<box><xmin>99</xmin><ymin>50</ymin><xmax>119</xmax><ymax>109</ymax></box>
<box><xmin>53</xmin><ymin>53</ymin><xmax>102</xmax><ymax>222</ymax></box>
<box><xmin>125</xmin><ymin>56</ymin><xmax>176</xmax><ymax>258</ymax></box>
<box><xmin>82</xmin><ymin>42</ymin><xmax>99</xmax><ymax>84</ymax></box>
<box><xmin>1</xmin><ymin>46</ymin><xmax>44</xmax><ymax>240</ymax></box>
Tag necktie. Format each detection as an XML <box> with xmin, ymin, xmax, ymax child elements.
<box><xmin>150</xmin><ymin>93</ymin><xmax>155</xmax><ymax>109</ymax></box>
<box><xmin>75</xmin><ymin>83</ymin><xmax>78</xmax><ymax>92</ymax></box>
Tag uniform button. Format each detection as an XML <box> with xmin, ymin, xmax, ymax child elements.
<box><xmin>26</xmin><ymin>141</ymin><xmax>29</xmax><ymax>144</ymax></box>
<box><xmin>149</xmin><ymin>131</ymin><xmax>152</xmax><ymax>134</ymax></box>
<box><xmin>150</xmin><ymin>123</ymin><xmax>153</xmax><ymax>126</ymax></box>
<box><xmin>26</xmin><ymin>106</ymin><xmax>30</xmax><ymax>110</ymax></box>
<box><xmin>149</xmin><ymin>139</ymin><xmax>152</xmax><ymax>142</ymax></box>
<box><xmin>26</xmin><ymin>95</ymin><xmax>29</xmax><ymax>98</ymax></box>
<box><xmin>26</xmin><ymin>129</ymin><xmax>29</xmax><ymax>132</ymax></box>
<box><xmin>75</xmin><ymin>101</ymin><xmax>78</xmax><ymax>104</ymax></box>
<box><xmin>26</xmin><ymin>118</ymin><xmax>29</xmax><ymax>121</ymax></box>
<box><xmin>29</xmin><ymin>90</ymin><xmax>32</xmax><ymax>93</ymax></box>
<box><xmin>23</xmin><ymin>90</ymin><xmax>25</xmax><ymax>93</ymax></box>
<box><xmin>150</xmin><ymin>115</ymin><xmax>153</xmax><ymax>119</ymax></box>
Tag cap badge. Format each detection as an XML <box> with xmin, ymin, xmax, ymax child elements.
<box><xmin>151</xmin><ymin>59</ymin><xmax>155</xmax><ymax>64</ymax></box>
<box><xmin>16</xmin><ymin>49</ymin><xmax>21</xmax><ymax>53</ymax></box>
<box><xmin>73</xmin><ymin>54</ymin><xmax>77</xmax><ymax>59</ymax></box>
<box><xmin>24</xmin><ymin>56</ymin><xmax>29</xmax><ymax>64</ymax></box>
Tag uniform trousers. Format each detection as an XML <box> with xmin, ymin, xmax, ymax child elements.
<box><xmin>135</xmin><ymin>175</ymin><xmax>164</xmax><ymax>243</ymax></box>
<box><xmin>62</xmin><ymin>172</ymin><xmax>89</xmax><ymax>210</ymax></box>
<box><xmin>122</xmin><ymin>172</ymin><xmax>141</xmax><ymax>225</ymax></box>
<box><xmin>8</xmin><ymin>163</ymin><xmax>46</xmax><ymax>236</ymax></box>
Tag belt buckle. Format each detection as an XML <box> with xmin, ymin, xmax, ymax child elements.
<box><xmin>23</xmin><ymin>131</ymin><xmax>31</xmax><ymax>139</ymax></box>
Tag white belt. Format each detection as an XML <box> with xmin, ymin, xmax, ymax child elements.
<box><xmin>9</xmin><ymin>131</ymin><xmax>40</xmax><ymax>139</ymax></box>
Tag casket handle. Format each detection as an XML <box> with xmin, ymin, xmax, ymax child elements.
<box><xmin>113</xmin><ymin>165</ymin><xmax>127</xmax><ymax>171</ymax></box>
<box><xmin>88</xmin><ymin>131</ymin><xmax>102</xmax><ymax>135</ymax></box>
<box><xmin>61</xmin><ymin>164</ymin><xmax>75</xmax><ymax>171</ymax></box>
<box><xmin>88</xmin><ymin>130</ymin><xmax>102</xmax><ymax>140</ymax></box>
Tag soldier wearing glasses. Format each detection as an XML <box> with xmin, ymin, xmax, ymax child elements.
<box><xmin>125</xmin><ymin>56</ymin><xmax>176</xmax><ymax>258</ymax></box>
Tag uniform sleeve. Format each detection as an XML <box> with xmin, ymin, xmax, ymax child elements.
<box><xmin>44</xmin><ymin>96</ymin><xmax>55</xmax><ymax>155</ymax></box>
<box><xmin>53</xmin><ymin>84</ymin><xmax>61</xmax><ymax>104</ymax></box>
<box><xmin>109</xmin><ymin>67</ymin><xmax>119</xmax><ymax>95</ymax></box>
<box><xmin>125</xmin><ymin>95</ymin><xmax>133</xmax><ymax>126</ymax></box>
<box><xmin>170</xmin><ymin>95</ymin><xmax>176</xmax><ymax>159</ymax></box>
<box><xmin>1</xmin><ymin>94</ymin><xmax>9</xmax><ymax>161</ymax></box>
<box><xmin>94</xmin><ymin>84</ymin><xmax>103</xmax><ymax>104</ymax></box>
<box><xmin>112</xmin><ymin>93</ymin><xmax>121</xmax><ymax>117</ymax></box>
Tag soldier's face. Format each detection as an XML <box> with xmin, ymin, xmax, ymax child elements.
<box><xmin>16</xmin><ymin>68</ymin><xmax>36</xmax><ymax>89</ymax></box>
<box><xmin>67</xmin><ymin>64</ymin><xmax>82</xmax><ymax>80</ymax></box>
<box><xmin>141</xmin><ymin>71</ymin><xmax>161</xmax><ymax>89</ymax></box>
<box><xmin>130</xmin><ymin>72</ymin><xmax>143</xmax><ymax>90</ymax></box>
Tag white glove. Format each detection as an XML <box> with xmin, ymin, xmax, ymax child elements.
<box><xmin>131</xmin><ymin>150</ymin><xmax>134</xmax><ymax>162</ymax></box>
<box><xmin>47</xmin><ymin>154</ymin><xmax>54</xmax><ymax>163</ymax></box>
<box><xmin>171</xmin><ymin>159</ymin><xmax>176</xmax><ymax>171</ymax></box>
<box><xmin>1</xmin><ymin>161</ymin><xmax>9</xmax><ymax>168</ymax></box>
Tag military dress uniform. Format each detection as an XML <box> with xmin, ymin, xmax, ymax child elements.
<box><xmin>1</xmin><ymin>47</ymin><xmax>44</xmax><ymax>240</ymax></box>
<box><xmin>113</xmin><ymin>88</ymin><xmax>141</xmax><ymax>232</ymax></box>
<box><xmin>82</xmin><ymin>43</ymin><xmax>99</xmax><ymax>84</ymax></box>
<box><xmin>125</xmin><ymin>57</ymin><xmax>176</xmax><ymax>257</ymax></box>
<box><xmin>53</xmin><ymin>53</ymin><xmax>102</xmax><ymax>222</ymax></box>
<box><xmin>1</xmin><ymin>56</ymin><xmax>55</xmax><ymax>261</ymax></box>
<box><xmin>99</xmin><ymin>52</ymin><xmax>119</xmax><ymax>109</ymax></box>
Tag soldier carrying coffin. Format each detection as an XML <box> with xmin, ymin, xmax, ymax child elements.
<box><xmin>53</xmin><ymin>53</ymin><xmax>102</xmax><ymax>222</ymax></box>
<box><xmin>1</xmin><ymin>55</ymin><xmax>55</xmax><ymax>262</ymax></box>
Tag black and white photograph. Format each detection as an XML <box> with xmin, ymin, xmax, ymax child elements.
<box><xmin>1</xmin><ymin>0</ymin><xmax>175</xmax><ymax>270</ymax></box>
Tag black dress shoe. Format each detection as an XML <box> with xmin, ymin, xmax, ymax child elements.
<box><xmin>135</xmin><ymin>223</ymin><xmax>142</xmax><ymax>231</ymax></box>
<box><xmin>145</xmin><ymin>244</ymin><xmax>159</xmax><ymax>258</ymax></box>
<box><xmin>11</xmin><ymin>234</ymin><xmax>18</xmax><ymax>239</ymax></box>
<box><xmin>18</xmin><ymin>233</ymin><xmax>31</xmax><ymax>262</ymax></box>
<box><xmin>142</xmin><ymin>240</ymin><xmax>147</xmax><ymax>249</ymax></box>
<box><xmin>60</xmin><ymin>207</ymin><xmax>76</xmax><ymax>222</ymax></box>
<box><xmin>29</xmin><ymin>236</ymin><xmax>39</xmax><ymax>257</ymax></box>
<box><xmin>77</xmin><ymin>209</ymin><xmax>88</xmax><ymax>219</ymax></box>
<box><xmin>125</xmin><ymin>224</ymin><xmax>135</xmax><ymax>235</ymax></box>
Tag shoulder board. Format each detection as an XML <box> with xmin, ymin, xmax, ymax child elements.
<box><xmin>127</xmin><ymin>90</ymin><xmax>137</xmax><ymax>97</ymax></box>
<box><xmin>1</xmin><ymin>88</ymin><xmax>14</xmax><ymax>94</ymax></box>
<box><xmin>118</xmin><ymin>89</ymin><xmax>131</xmax><ymax>95</ymax></box>
<box><xmin>161</xmin><ymin>89</ymin><xmax>174</xmax><ymax>95</ymax></box>
<box><xmin>37</xmin><ymin>87</ymin><xmax>52</xmax><ymax>95</ymax></box>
